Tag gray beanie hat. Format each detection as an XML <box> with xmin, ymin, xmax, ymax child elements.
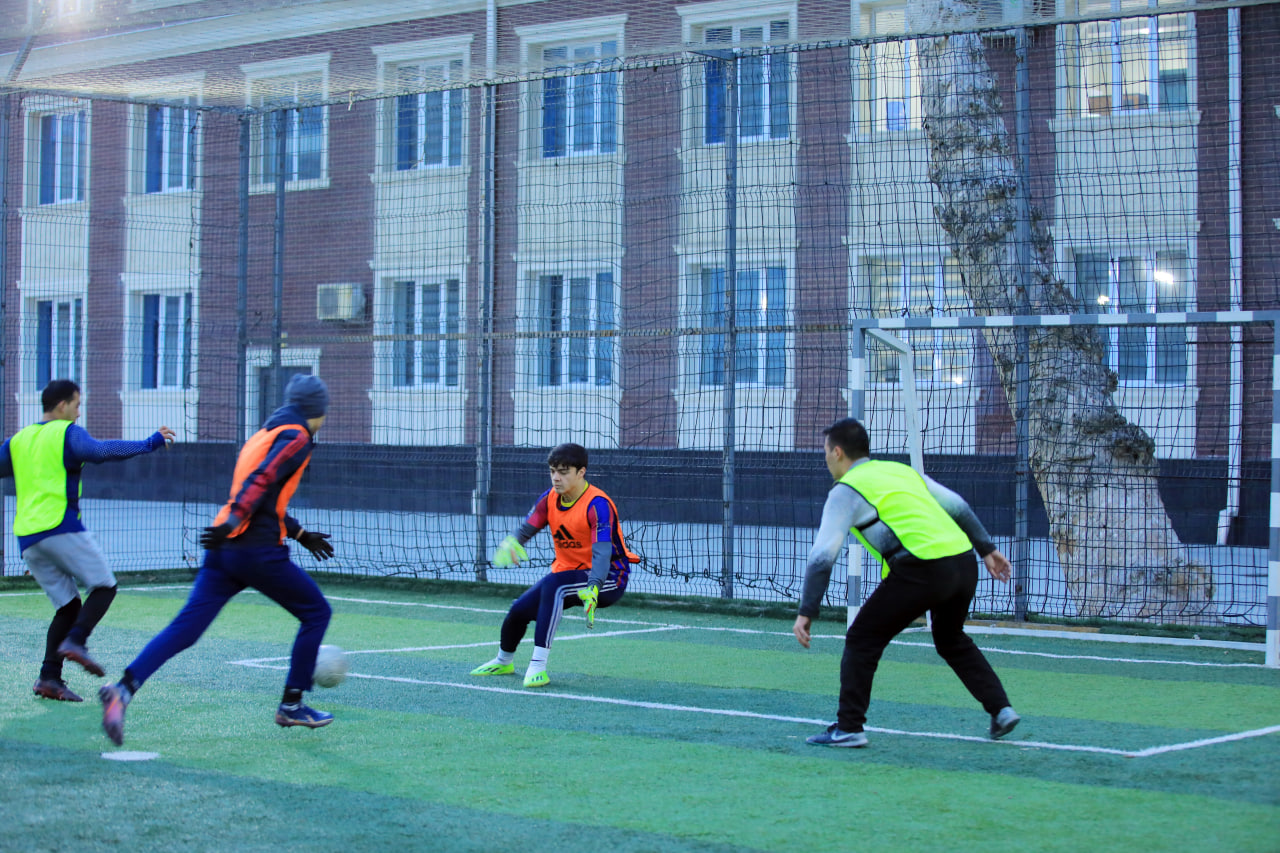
<box><xmin>284</xmin><ymin>373</ymin><xmax>329</xmax><ymax>419</ymax></box>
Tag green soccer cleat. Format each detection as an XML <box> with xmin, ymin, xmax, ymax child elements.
<box><xmin>523</xmin><ymin>670</ymin><xmax>550</xmax><ymax>688</ymax></box>
<box><xmin>470</xmin><ymin>661</ymin><xmax>515</xmax><ymax>676</ymax></box>
<box><xmin>578</xmin><ymin>584</ymin><xmax>599</xmax><ymax>629</ymax></box>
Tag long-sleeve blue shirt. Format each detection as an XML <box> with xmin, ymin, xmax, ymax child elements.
<box><xmin>0</xmin><ymin>422</ymin><xmax>167</xmax><ymax>551</ymax></box>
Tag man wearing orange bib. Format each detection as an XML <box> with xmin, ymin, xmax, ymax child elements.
<box><xmin>99</xmin><ymin>374</ymin><xmax>337</xmax><ymax>746</ymax></box>
<box><xmin>471</xmin><ymin>442</ymin><xmax>639</xmax><ymax>688</ymax></box>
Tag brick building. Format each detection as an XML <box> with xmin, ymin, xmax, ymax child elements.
<box><xmin>0</xmin><ymin>0</ymin><xmax>1275</xmax><ymax>469</ymax></box>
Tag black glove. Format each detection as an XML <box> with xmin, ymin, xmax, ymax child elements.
<box><xmin>200</xmin><ymin>523</ymin><xmax>233</xmax><ymax>550</ymax></box>
<box><xmin>297</xmin><ymin>530</ymin><xmax>334</xmax><ymax>561</ymax></box>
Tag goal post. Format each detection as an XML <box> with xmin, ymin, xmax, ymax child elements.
<box><xmin>846</xmin><ymin>328</ymin><xmax>924</xmax><ymax>628</ymax></box>
<box><xmin>848</xmin><ymin>310</ymin><xmax>1279</xmax><ymax>666</ymax></box>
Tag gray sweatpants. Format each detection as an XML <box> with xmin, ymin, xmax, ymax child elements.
<box><xmin>23</xmin><ymin>532</ymin><xmax>116</xmax><ymax>610</ymax></box>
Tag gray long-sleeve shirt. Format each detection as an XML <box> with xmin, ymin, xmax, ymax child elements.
<box><xmin>797</xmin><ymin>459</ymin><xmax>997</xmax><ymax>618</ymax></box>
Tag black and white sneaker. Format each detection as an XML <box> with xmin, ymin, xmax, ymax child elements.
<box><xmin>990</xmin><ymin>706</ymin><xmax>1020</xmax><ymax>739</ymax></box>
<box><xmin>806</xmin><ymin>724</ymin><xmax>868</xmax><ymax>748</ymax></box>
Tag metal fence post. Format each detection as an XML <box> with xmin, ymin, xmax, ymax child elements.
<box><xmin>1268</xmin><ymin>323</ymin><xmax>1279</xmax><ymax>668</ymax></box>
<box><xmin>236</xmin><ymin>115</ymin><xmax>249</xmax><ymax>445</ymax></box>
<box><xmin>1012</xmin><ymin>28</ymin><xmax>1033</xmax><ymax>622</ymax></box>
<box><xmin>721</xmin><ymin>52</ymin><xmax>738</xmax><ymax>600</ymax></box>
<box><xmin>474</xmin><ymin>81</ymin><xmax>496</xmax><ymax>583</ymax></box>
<box><xmin>270</xmin><ymin>109</ymin><xmax>287</xmax><ymax>416</ymax></box>
<box><xmin>0</xmin><ymin>94</ymin><xmax>9</xmax><ymax>574</ymax></box>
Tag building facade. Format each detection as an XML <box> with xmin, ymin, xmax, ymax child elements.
<box><xmin>0</xmin><ymin>0</ymin><xmax>1275</xmax><ymax>467</ymax></box>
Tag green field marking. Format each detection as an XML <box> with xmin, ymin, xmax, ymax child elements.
<box><xmin>2</xmin><ymin>582</ymin><xmax>1278</xmax><ymax>852</ymax></box>
<box><xmin>2</xmin><ymin>670</ymin><xmax>1276</xmax><ymax>853</ymax></box>
<box><xmin>0</xmin><ymin>739</ymin><xmax>759</xmax><ymax>853</ymax></box>
<box><xmin>4</xmin><ymin>588</ymin><xmax>1277</xmax><ymax>745</ymax></box>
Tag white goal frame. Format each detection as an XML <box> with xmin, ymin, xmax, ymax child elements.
<box><xmin>844</xmin><ymin>310</ymin><xmax>1280</xmax><ymax>668</ymax></box>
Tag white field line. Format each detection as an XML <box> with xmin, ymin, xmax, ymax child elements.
<box><xmin>230</xmin><ymin>626</ymin><xmax>686</xmax><ymax>664</ymax></box>
<box><xmin>890</xmin><ymin>641</ymin><xmax>1271</xmax><ymax>668</ymax></box>
<box><xmin>228</xmin><ymin>659</ymin><xmax>1280</xmax><ymax>759</ymax></box>
<box><xmin>1126</xmin><ymin>724</ymin><xmax>1280</xmax><ymax>757</ymax></box>
<box><xmin>5</xmin><ymin>584</ymin><xmax>1265</xmax><ymax>668</ymax></box>
<box><xmin>903</xmin><ymin>624</ymin><xmax>1264</xmax><ymax>653</ymax></box>
<box><xmin>322</xmin><ymin>594</ymin><xmax>1266</xmax><ymax>655</ymax></box>
<box><xmin>0</xmin><ymin>584</ymin><xmax>197</xmax><ymax>598</ymax></box>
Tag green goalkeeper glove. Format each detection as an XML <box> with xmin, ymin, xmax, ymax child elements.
<box><xmin>491</xmin><ymin>535</ymin><xmax>528</xmax><ymax>568</ymax></box>
<box><xmin>578</xmin><ymin>584</ymin><xmax>600</xmax><ymax>629</ymax></box>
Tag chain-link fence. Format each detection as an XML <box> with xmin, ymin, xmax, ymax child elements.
<box><xmin>0</xmin><ymin>1</ymin><xmax>1276</xmax><ymax>634</ymax></box>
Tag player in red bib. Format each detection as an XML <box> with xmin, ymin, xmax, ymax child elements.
<box><xmin>471</xmin><ymin>442</ymin><xmax>639</xmax><ymax>688</ymax></box>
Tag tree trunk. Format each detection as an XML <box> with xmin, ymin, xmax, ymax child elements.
<box><xmin>909</xmin><ymin>0</ymin><xmax>1214</xmax><ymax>619</ymax></box>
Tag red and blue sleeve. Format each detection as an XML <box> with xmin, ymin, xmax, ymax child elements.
<box><xmin>512</xmin><ymin>488</ymin><xmax>553</xmax><ymax>543</ymax></box>
<box><xmin>223</xmin><ymin>428</ymin><xmax>311</xmax><ymax>529</ymax></box>
<box><xmin>585</xmin><ymin>496</ymin><xmax>617</xmax><ymax>587</ymax></box>
<box><xmin>586</xmin><ymin>496</ymin><xmax>613</xmax><ymax>544</ymax></box>
<box><xmin>524</xmin><ymin>489</ymin><xmax>554</xmax><ymax>529</ymax></box>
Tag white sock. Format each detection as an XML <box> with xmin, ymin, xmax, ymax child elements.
<box><xmin>494</xmin><ymin>649</ymin><xmax>514</xmax><ymax>666</ymax></box>
<box><xmin>525</xmin><ymin>645</ymin><xmax>550</xmax><ymax>675</ymax></box>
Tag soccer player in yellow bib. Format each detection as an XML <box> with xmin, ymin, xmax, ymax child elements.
<box><xmin>793</xmin><ymin>417</ymin><xmax>1019</xmax><ymax>747</ymax></box>
<box><xmin>471</xmin><ymin>442</ymin><xmax>639</xmax><ymax>688</ymax></box>
<box><xmin>0</xmin><ymin>379</ymin><xmax>174</xmax><ymax>703</ymax></box>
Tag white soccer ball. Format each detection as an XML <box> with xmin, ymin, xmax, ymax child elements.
<box><xmin>313</xmin><ymin>644</ymin><xmax>349</xmax><ymax>688</ymax></box>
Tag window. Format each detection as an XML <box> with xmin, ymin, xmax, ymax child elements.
<box><xmin>539</xmin><ymin>41</ymin><xmax>618</xmax><ymax>158</ymax></box>
<box><xmin>698</xmin><ymin>266</ymin><xmax>786</xmax><ymax>387</ymax></box>
<box><xmin>1067</xmin><ymin>0</ymin><xmax>1190</xmax><ymax>116</ymax></box>
<box><xmin>36</xmin><ymin>0</ymin><xmax>90</xmax><ymax>20</ymax></box>
<box><xmin>140</xmin><ymin>293</ymin><xmax>192</xmax><ymax>389</ymax></box>
<box><xmin>701</xmin><ymin>20</ymin><xmax>790</xmax><ymax>144</ymax></box>
<box><xmin>392</xmin><ymin>60</ymin><xmax>465</xmax><ymax>170</ymax></box>
<box><xmin>37</xmin><ymin>110</ymin><xmax>86</xmax><ymax>204</ymax></box>
<box><xmin>858</xmin><ymin>6</ymin><xmax>919</xmax><ymax>133</ymax></box>
<box><xmin>864</xmin><ymin>255</ymin><xmax>970</xmax><ymax>384</ymax></box>
<box><xmin>249</xmin><ymin>73</ymin><xmax>326</xmax><ymax>185</ymax></box>
<box><xmin>536</xmin><ymin>272</ymin><xmax>614</xmax><ymax>386</ymax></box>
<box><xmin>1074</xmin><ymin>250</ymin><xmax>1190</xmax><ymax>383</ymax></box>
<box><xmin>35</xmin><ymin>297</ymin><xmax>84</xmax><ymax>389</ymax></box>
<box><xmin>144</xmin><ymin>100</ymin><xmax>198</xmax><ymax>193</ymax></box>
<box><xmin>390</xmin><ymin>279</ymin><xmax>461</xmax><ymax>387</ymax></box>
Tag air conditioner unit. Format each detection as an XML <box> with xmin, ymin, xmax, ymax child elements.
<box><xmin>316</xmin><ymin>283</ymin><xmax>365</xmax><ymax>322</ymax></box>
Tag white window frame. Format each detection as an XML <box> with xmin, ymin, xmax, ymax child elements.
<box><xmin>852</xmin><ymin>1</ymin><xmax>923</xmax><ymax>135</ymax></box>
<box><xmin>678</xmin><ymin>0</ymin><xmax>797</xmax><ymax>146</ymax></box>
<box><xmin>1071</xmin><ymin>246</ymin><xmax>1195</xmax><ymax>385</ymax></box>
<box><xmin>1062</xmin><ymin>0</ymin><xmax>1195</xmax><ymax>117</ymax></box>
<box><xmin>131</xmin><ymin>288</ymin><xmax>193</xmax><ymax>390</ymax></box>
<box><xmin>697</xmin><ymin>19</ymin><xmax>793</xmax><ymax>144</ymax></box>
<box><xmin>31</xmin><ymin>0</ymin><xmax>93</xmax><ymax>23</ymax></box>
<box><xmin>26</xmin><ymin>99</ymin><xmax>89</xmax><ymax>206</ymax></box>
<box><xmin>378</xmin><ymin>275</ymin><xmax>465</xmax><ymax>390</ymax></box>
<box><xmin>242</xmin><ymin>53</ymin><xmax>330</xmax><ymax>191</ymax></box>
<box><xmin>516</xmin><ymin>15</ymin><xmax>627</xmax><ymax>162</ymax></box>
<box><xmin>141</xmin><ymin>99</ymin><xmax>199</xmax><ymax>194</ymax></box>
<box><xmin>373</xmin><ymin>36</ymin><xmax>473</xmax><ymax>174</ymax></box>
<box><xmin>26</xmin><ymin>289</ymin><xmax>85</xmax><ymax>391</ymax></box>
<box><xmin>687</xmin><ymin>260</ymin><xmax>790</xmax><ymax>389</ymax></box>
<box><xmin>128</xmin><ymin>1</ymin><xmax>195</xmax><ymax>11</ymax></box>
<box><xmin>862</xmin><ymin>252</ymin><xmax>972</xmax><ymax>387</ymax></box>
<box><xmin>521</xmin><ymin>267</ymin><xmax>618</xmax><ymax>388</ymax></box>
<box><xmin>126</xmin><ymin>77</ymin><xmax>204</xmax><ymax>196</ymax></box>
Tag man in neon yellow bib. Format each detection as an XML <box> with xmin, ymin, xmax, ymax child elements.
<box><xmin>793</xmin><ymin>417</ymin><xmax>1019</xmax><ymax>747</ymax></box>
<box><xmin>0</xmin><ymin>380</ymin><xmax>174</xmax><ymax>702</ymax></box>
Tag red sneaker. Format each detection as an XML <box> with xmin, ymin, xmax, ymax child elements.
<box><xmin>99</xmin><ymin>684</ymin><xmax>128</xmax><ymax>746</ymax></box>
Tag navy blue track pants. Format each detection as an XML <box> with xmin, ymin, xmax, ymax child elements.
<box><xmin>127</xmin><ymin>545</ymin><xmax>331</xmax><ymax>693</ymax></box>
